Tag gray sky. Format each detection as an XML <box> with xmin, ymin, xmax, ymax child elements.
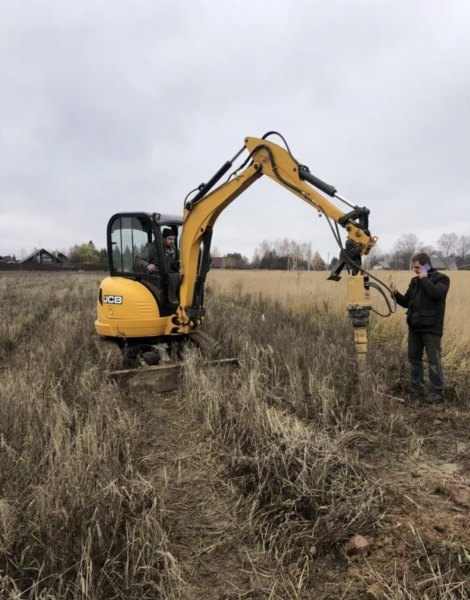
<box><xmin>1</xmin><ymin>0</ymin><xmax>469</xmax><ymax>261</ymax></box>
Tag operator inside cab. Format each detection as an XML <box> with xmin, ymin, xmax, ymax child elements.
<box><xmin>135</xmin><ymin>228</ymin><xmax>180</xmax><ymax>274</ymax></box>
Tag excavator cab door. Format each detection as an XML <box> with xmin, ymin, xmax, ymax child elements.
<box><xmin>107</xmin><ymin>213</ymin><xmax>181</xmax><ymax>316</ymax></box>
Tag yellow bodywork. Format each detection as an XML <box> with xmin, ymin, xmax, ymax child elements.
<box><xmin>345</xmin><ymin>275</ymin><xmax>372</xmax><ymax>362</ymax></box>
<box><xmin>96</xmin><ymin>277</ymin><xmax>171</xmax><ymax>338</ymax></box>
<box><xmin>353</xmin><ymin>327</ymin><xmax>368</xmax><ymax>362</ymax></box>
<box><xmin>176</xmin><ymin>137</ymin><xmax>376</xmax><ymax>331</ymax></box>
<box><xmin>96</xmin><ymin>135</ymin><xmax>376</xmax><ymax>349</ymax></box>
<box><xmin>346</xmin><ymin>275</ymin><xmax>371</xmax><ymax>308</ymax></box>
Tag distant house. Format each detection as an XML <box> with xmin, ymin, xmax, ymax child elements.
<box><xmin>20</xmin><ymin>249</ymin><xmax>64</xmax><ymax>265</ymax></box>
<box><xmin>210</xmin><ymin>256</ymin><xmax>226</xmax><ymax>269</ymax></box>
<box><xmin>372</xmin><ymin>261</ymin><xmax>391</xmax><ymax>270</ymax></box>
<box><xmin>432</xmin><ymin>257</ymin><xmax>458</xmax><ymax>271</ymax></box>
<box><xmin>57</xmin><ymin>252</ymin><xmax>69</xmax><ymax>263</ymax></box>
<box><xmin>0</xmin><ymin>255</ymin><xmax>15</xmax><ymax>263</ymax></box>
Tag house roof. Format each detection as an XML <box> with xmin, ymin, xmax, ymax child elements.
<box><xmin>211</xmin><ymin>257</ymin><xmax>225</xmax><ymax>268</ymax></box>
<box><xmin>432</xmin><ymin>257</ymin><xmax>458</xmax><ymax>270</ymax></box>
<box><xmin>432</xmin><ymin>257</ymin><xmax>445</xmax><ymax>269</ymax></box>
<box><xmin>19</xmin><ymin>248</ymin><xmax>63</xmax><ymax>263</ymax></box>
<box><xmin>378</xmin><ymin>261</ymin><xmax>391</xmax><ymax>269</ymax></box>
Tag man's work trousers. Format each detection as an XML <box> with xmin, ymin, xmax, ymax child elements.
<box><xmin>408</xmin><ymin>330</ymin><xmax>445</xmax><ymax>397</ymax></box>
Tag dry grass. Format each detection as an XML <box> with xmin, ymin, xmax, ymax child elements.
<box><xmin>0</xmin><ymin>271</ymin><xmax>469</xmax><ymax>599</ymax></box>
<box><xmin>208</xmin><ymin>269</ymin><xmax>470</xmax><ymax>373</ymax></box>
<box><xmin>0</xmin><ymin>273</ymin><xmax>181</xmax><ymax>599</ymax></box>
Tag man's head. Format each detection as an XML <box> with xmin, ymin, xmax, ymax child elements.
<box><xmin>162</xmin><ymin>228</ymin><xmax>176</xmax><ymax>248</ymax></box>
<box><xmin>411</xmin><ymin>252</ymin><xmax>431</xmax><ymax>273</ymax></box>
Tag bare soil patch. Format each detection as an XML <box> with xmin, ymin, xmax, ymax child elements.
<box><xmin>126</xmin><ymin>391</ymin><xmax>282</xmax><ymax>599</ymax></box>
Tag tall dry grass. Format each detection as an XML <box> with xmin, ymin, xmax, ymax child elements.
<box><xmin>0</xmin><ymin>273</ymin><xmax>181</xmax><ymax>599</ymax></box>
<box><xmin>208</xmin><ymin>269</ymin><xmax>470</xmax><ymax>373</ymax></box>
<box><xmin>181</xmin><ymin>284</ymin><xmax>470</xmax><ymax>597</ymax></box>
<box><xmin>0</xmin><ymin>271</ymin><xmax>468</xmax><ymax>599</ymax></box>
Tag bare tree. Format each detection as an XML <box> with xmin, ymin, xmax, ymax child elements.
<box><xmin>456</xmin><ymin>234</ymin><xmax>470</xmax><ymax>266</ymax></box>
<box><xmin>312</xmin><ymin>251</ymin><xmax>325</xmax><ymax>270</ymax></box>
<box><xmin>437</xmin><ymin>233</ymin><xmax>458</xmax><ymax>267</ymax></box>
<box><xmin>252</xmin><ymin>249</ymin><xmax>261</xmax><ymax>267</ymax></box>
<box><xmin>367</xmin><ymin>243</ymin><xmax>382</xmax><ymax>267</ymax></box>
<box><xmin>278</xmin><ymin>237</ymin><xmax>290</xmax><ymax>257</ymax></box>
<box><xmin>393</xmin><ymin>233</ymin><xmax>421</xmax><ymax>270</ymax></box>
<box><xmin>418</xmin><ymin>244</ymin><xmax>436</xmax><ymax>257</ymax></box>
<box><xmin>300</xmin><ymin>242</ymin><xmax>312</xmax><ymax>270</ymax></box>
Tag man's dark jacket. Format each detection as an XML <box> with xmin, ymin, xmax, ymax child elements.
<box><xmin>135</xmin><ymin>243</ymin><xmax>178</xmax><ymax>273</ymax></box>
<box><xmin>394</xmin><ymin>269</ymin><xmax>450</xmax><ymax>336</ymax></box>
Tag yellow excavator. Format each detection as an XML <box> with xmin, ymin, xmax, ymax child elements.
<box><xmin>95</xmin><ymin>132</ymin><xmax>395</xmax><ymax>392</ymax></box>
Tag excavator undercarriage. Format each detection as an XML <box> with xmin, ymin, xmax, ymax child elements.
<box><xmin>96</xmin><ymin>330</ymin><xmax>238</xmax><ymax>393</ymax></box>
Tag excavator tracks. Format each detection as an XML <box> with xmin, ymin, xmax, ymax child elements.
<box><xmin>189</xmin><ymin>329</ymin><xmax>224</xmax><ymax>360</ymax></box>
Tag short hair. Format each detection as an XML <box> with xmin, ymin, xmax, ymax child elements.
<box><xmin>411</xmin><ymin>252</ymin><xmax>431</xmax><ymax>266</ymax></box>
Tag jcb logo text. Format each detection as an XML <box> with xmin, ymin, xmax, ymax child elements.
<box><xmin>103</xmin><ymin>295</ymin><xmax>123</xmax><ymax>305</ymax></box>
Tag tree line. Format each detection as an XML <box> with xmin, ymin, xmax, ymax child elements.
<box><xmin>369</xmin><ymin>233</ymin><xmax>470</xmax><ymax>270</ymax></box>
<box><xmin>251</xmin><ymin>239</ymin><xmax>327</xmax><ymax>270</ymax></box>
<box><xmin>68</xmin><ymin>241</ymin><xmax>108</xmax><ymax>264</ymax></box>
<box><xmin>35</xmin><ymin>231</ymin><xmax>470</xmax><ymax>271</ymax></box>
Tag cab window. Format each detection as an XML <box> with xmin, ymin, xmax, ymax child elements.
<box><xmin>111</xmin><ymin>216</ymin><xmax>152</xmax><ymax>273</ymax></box>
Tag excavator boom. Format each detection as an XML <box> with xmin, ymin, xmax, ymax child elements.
<box><xmin>176</xmin><ymin>135</ymin><xmax>377</xmax><ymax>336</ymax></box>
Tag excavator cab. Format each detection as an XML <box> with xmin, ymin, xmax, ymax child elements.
<box><xmin>106</xmin><ymin>212</ymin><xmax>183</xmax><ymax>316</ymax></box>
<box><xmin>95</xmin><ymin>211</ymin><xmax>229</xmax><ymax>393</ymax></box>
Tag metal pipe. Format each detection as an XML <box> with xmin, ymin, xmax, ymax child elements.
<box><xmin>334</xmin><ymin>193</ymin><xmax>356</xmax><ymax>209</ymax></box>
<box><xmin>230</xmin><ymin>146</ymin><xmax>246</xmax><ymax>163</ymax></box>
<box><xmin>186</xmin><ymin>161</ymin><xmax>232</xmax><ymax>208</ymax></box>
<box><xmin>298</xmin><ymin>168</ymin><xmax>337</xmax><ymax>197</ymax></box>
<box><xmin>185</xmin><ymin>147</ymin><xmax>247</xmax><ymax>211</ymax></box>
<box><xmin>353</xmin><ymin>327</ymin><xmax>368</xmax><ymax>360</ymax></box>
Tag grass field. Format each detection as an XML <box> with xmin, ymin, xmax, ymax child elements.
<box><xmin>0</xmin><ymin>270</ymin><xmax>469</xmax><ymax>599</ymax></box>
<box><xmin>208</xmin><ymin>269</ymin><xmax>470</xmax><ymax>372</ymax></box>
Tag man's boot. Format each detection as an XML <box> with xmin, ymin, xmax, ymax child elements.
<box><xmin>425</xmin><ymin>393</ymin><xmax>444</xmax><ymax>404</ymax></box>
<box><xmin>409</xmin><ymin>385</ymin><xmax>425</xmax><ymax>401</ymax></box>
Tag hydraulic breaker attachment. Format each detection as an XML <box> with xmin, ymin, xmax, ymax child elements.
<box><xmin>346</xmin><ymin>275</ymin><xmax>372</xmax><ymax>364</ymax></box>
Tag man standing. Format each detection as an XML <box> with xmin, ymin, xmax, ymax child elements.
<box><xmin>390</xmin><ymin>253</ymin><xmax>450</xmax><ymax>403</ymax></box>
<box><xmin>135</xmin><ymin>229</ymin><xmax>179</xmax><ymax>273</ymax></box>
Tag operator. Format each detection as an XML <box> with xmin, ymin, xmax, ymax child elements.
<box><xmin>390</xmin><ymin>252</ymin><xmax>450</xmax><ymax>404</ymax></box>
<box><xmin>135</xmin><ymin>229</ymin><xmax>179</xmax><ymax>273</ymax></box>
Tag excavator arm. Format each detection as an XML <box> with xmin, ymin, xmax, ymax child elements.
<box><xmin>175</xmin><ymin>135</ymin><xmax>379</xmax><ymax>360</ymax></box>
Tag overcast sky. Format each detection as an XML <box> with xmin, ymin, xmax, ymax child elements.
<box><xmin>1</xmin><ymin>0</ymin><xmax>469</xmax><ymax>260</ymax></box>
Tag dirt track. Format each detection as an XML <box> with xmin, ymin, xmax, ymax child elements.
<box><xmin>129</xmin><ymin>392</ymin><xmax>281</xmax><ymax>599</ymax></box>
<box><xmin>126</xmin><ymin>386</ymin><xmax>470</xmax><ymax>599</ymax></box>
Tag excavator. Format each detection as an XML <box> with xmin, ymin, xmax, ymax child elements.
<box><xmin>95</xmin><ymin>132</ymin><xmax>395</xmax><ymax>392</ymax></box>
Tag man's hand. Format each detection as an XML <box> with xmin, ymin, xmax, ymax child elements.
<box><xmin>146</xmin><ymin>264</ymin><xmax>157</xmax><ymax>273</ymax></box>
<box><xmin>390</xmin><ymin>283</ymin><xmax>398</xmax><ymax>294</ymax></box>
<box><xmin>417</xmin><ymin>267</ymin><xmax>428</xmax><ymax>279</ymax></box>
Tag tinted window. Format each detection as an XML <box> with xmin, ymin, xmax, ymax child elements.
<box><xmin>111</xmin><ymin>216</ymin><xmax>152</xmax><ymax>273</ymax></box>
